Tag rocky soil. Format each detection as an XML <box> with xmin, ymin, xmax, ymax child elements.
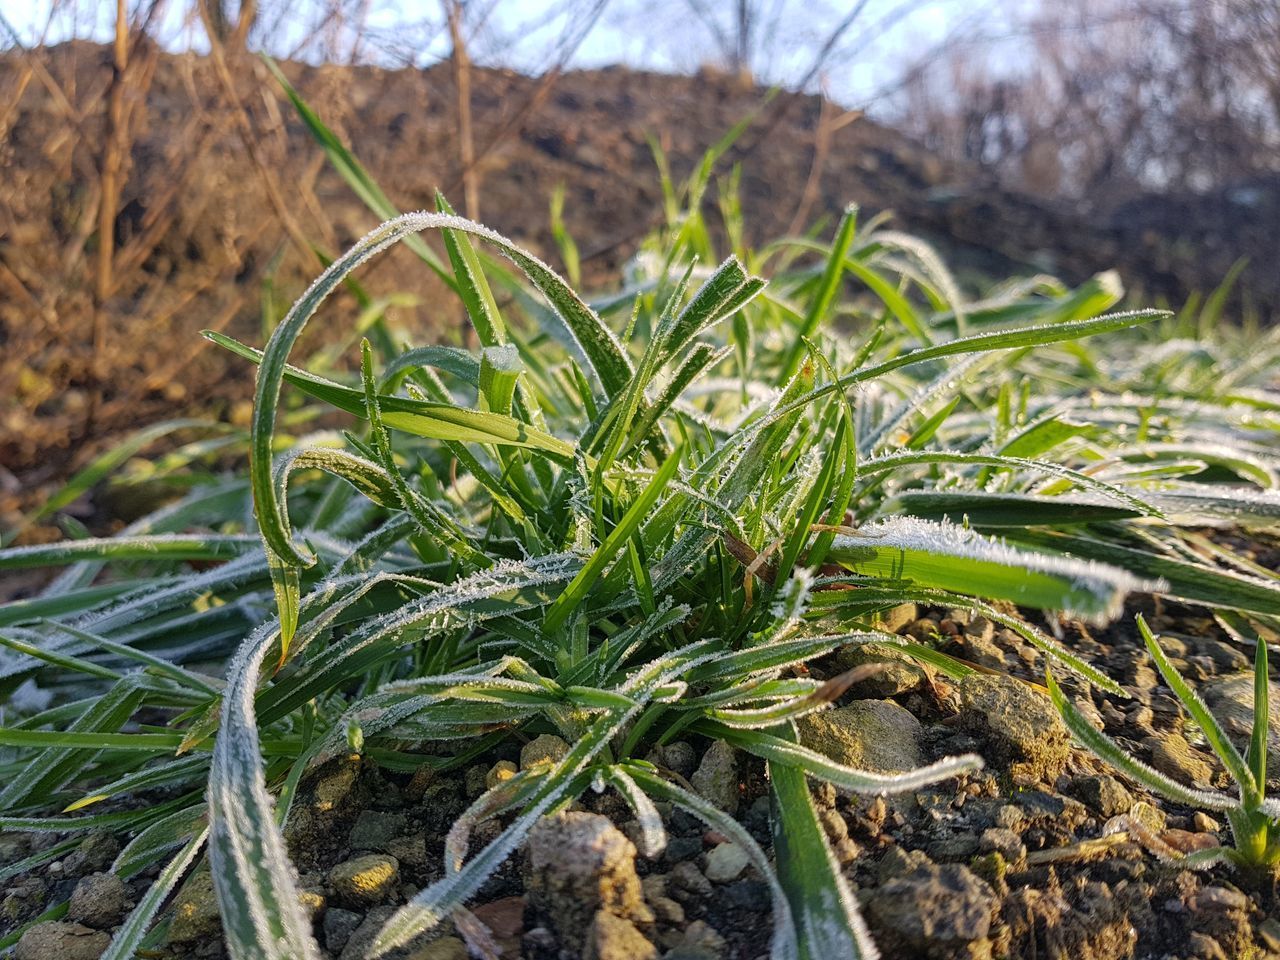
<box><xmin>4</xmin><ymin>591</ymin><xmax>1280</xmax><ymax>959</ymax></box>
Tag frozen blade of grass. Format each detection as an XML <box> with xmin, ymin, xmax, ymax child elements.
<box><xmin>208</xmin><ymin>616</ymin><xmax>323</xmax><ymax>960</ymax></box>
<box><xmin>757</xmin><ymin>309</ymin><xmax>1169</xmax><ymax>447</ymax></box>
<box><xmin>1046</xmin><ymin>668</ymin><xmax>1238</xmax><ymax>812</ymax></box>
<box><xmin>1009</xmin><ymin>530</ymin><xmax>1280</xmax><ymax>617</ymax></box>
<box><xmin>714</xmin><ymin>725</ymin><xmax>982</xmax><ymax>795</ymax></box>
<box><xmin>828</xmin><ymin>517</ymin><xmax>1153</xmax><ymax>624</ymax></box>
<box><xmin>242</xmin><ymin>211</ymin><xmax>630</xmax><ymax>567</ymax></box>
<box><xmin>886</xmin><ymin>490</ymin><xmax>1144</xmax><ymax>527</ymax></box>
<box><xmin>436</xmin><ymin>192</ymin><xmax>507</xmax><ymax>346</ymax></box>
<box><xmin>650</xmin><ymin>361</ymin><xmax>815</xmax><ymax>589</ymax></box>
<box><xmin>779</xmin><ymin>206</ymin><xmax>857</xmax><ymax>382</ymax></box>
<box><xmin>664</xmin><ymin>255</ymin><xmax>764</xmax><ymax>357</ymax></box>
<box><xmin>0</xmin><ymin>675</ymin><xmax>146</xmax><ymax>809</ymax></box>
<box><xmin>770</xmin><ymin>753</ymin><xmax>878</xmax><ymax>960</ymax></box>
<box><xmin>211</xmin><ymin>331</ymin><xmax>579</xmax><ymax>461</ymax></box>
<box><xmin>0</xmin><ymin>629</ymin><xmax>122</xmax><ymax>681</ymax></box>
<box><xmin>113</xmin><ymin>803</ymin><xmax>208</xmax><ymax>878</ymax></box>
<box><xmin>860</xmin><ymin>450</ymin><xmax>1161</xmax><ymax>519</ymax></box>
<box><xmin>17</xmin><ymin>418</ymin><xmax>232</xmax><ymax>533</ymax></box>
<box><xmin>0</xmin><ymin>534</ymin><xmax>259</xmax><ymax>569</ymax></box>
<box><xmin>1249</xmin><ymin>636</ymin><xmax>1269</xmax><ymax>792</ymax></box>
<box><xmin>261</xmin><ymin>56</ymin><xmax>455</xmax><ymax>288</ymax></box>
<box><xmin>607</xmin><ymin>765</ymin><xmax>667</xmax><ymax>858</ymax></box>
<box><xmin>101</xmin><ymin>826</ymin><xmax>209</xmax><ymax>960</ymax></box>
<box><xmin>1137</xmin><ymin>614</ymin><xmax>1259</xmax><ymax>801</ymax></box>
<box><xmin>63</xmin><ymin>754</ymin><xmax>209</xmax><ymax>812</ymax></box>
<box><xmin>623</xmin><ymin>764</ymin><xmax>799</xmax><ymax>960</ymax></box>
<box><xmin>544</xmin><ymin>446</ymin><xmax>683</xmax><ymax>635</ymax></box>
<box><xmin>0</xmin><ymin>583</ymin><xmax>135</xmax><ymax>629</ymax></box>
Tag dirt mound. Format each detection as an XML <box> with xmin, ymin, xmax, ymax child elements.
<box><xmin>1</xmin><ymin>43</ymin><xmax>1273</xmax><ymax>492</ymax></box>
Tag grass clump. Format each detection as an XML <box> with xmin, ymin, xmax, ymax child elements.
<box><xmin>1051</xmin><ymin>613</ymin><xmax>1280</xmax><ymax>869</ymax></box>
<box><xmin>3</xmin><ymin>105</ymin><xmax>1280</xmax><ymax>958</ymax></box>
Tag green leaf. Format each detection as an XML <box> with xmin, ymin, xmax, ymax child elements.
<box><xmin>1009</xmin><ymin>530</ymin><xmax>1280</xmax><ymax>617</ymax></box>
<box><xmin>827</xmin><ymin>517</ymin><xmax>1149</xmax><ymax>623</ymax></box>
<box><xmin>769</xmin><ymin>748</ymin><xmax>876</xmax><ymax>959</ymax></box>
<box><xmin>1046</xmin><ymin>667</ymin><xmax>1237</xmax><ymax>812</ymax></box>
<box><xmin>886</xmin><ymin>490</ymin><xmax>1144</xmax><ymax>527</ymax></box>
<box><xmin>102</xmin><ymin>828</ymin><xmax>209</xmax><ymax>960</ymax></box>
<box><xmin>1138</xmin><ymin>614</ymin><xmax>1258</xmax><ymax>800</ymax></box>
<box><xmin>544</xmin><ymin>448</ymin><xmax>683</xmax><ymax>635</ymax></box>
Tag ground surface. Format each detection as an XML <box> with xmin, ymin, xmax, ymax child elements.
<box><xmin>4</xmin><ymin>587</ymin><xmax>1280</xmax><ymax>959</ymax></box>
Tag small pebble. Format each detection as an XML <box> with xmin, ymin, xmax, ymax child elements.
<box><xmin>328</xmin><ymin>854</ymin><xmax>400</xmax><ymax>907</ymax></box>
<box><xmin>485</xmin><ymin>760</ymin><xmax>518</xmax><ymax>789</ymax></box>
<box><xmin>704</xmin><ymin>841</ymin><xmax>749</xmax><ymax>882</ymax></box>
<box><xmin>67</xmin><ymin>872</ymin><xmax>128</xmax><ymax>929</ymax></box>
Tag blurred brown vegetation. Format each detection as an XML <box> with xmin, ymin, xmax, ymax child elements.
<box><xmin>1</xmin><ymin>0</ymin><xmax>1276</xmax><ymax>505</ymax></box>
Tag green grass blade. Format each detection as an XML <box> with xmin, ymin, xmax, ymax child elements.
<box><xmin>102</xmin><ymin>827</ymin><xmax>209</xmax><ymax>960</ymax></box>
<box><xmin>1137</xmin><ymin>614</ymin><xmax>1257</xmax><ymax>799</ymax></box>
<box><xmin>770</xmin><ymin>752</ymin><xmax>876</xmax><ymax>960</ymax></box>
<box><xmin>828</xmin><ymin>517</ymin><xmax>1150</xmax><ymax>623</ymax></box>
<box><xmin>544</xmin><ymin>447</ymin><xmax>683</xmax><ymax>635</ymax></box>
<box><xmin>1046</xmin><ymin>667</ymin><xmax>1237</xmax><ymax>811</ymax></box>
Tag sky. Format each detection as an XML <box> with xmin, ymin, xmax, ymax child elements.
<box><xmin>0</xmin><ymin>0</ymin><xmax>1013</xmax><ymax>112</ymax></box>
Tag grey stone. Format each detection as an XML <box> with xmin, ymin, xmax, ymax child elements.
<box><xmin>668</xmin><ymin>860</ymin><xmax>713</xmax><ymax>899</ymax></box>
<box><xmin>15</xmin><ymin>922</ymin><xmax>111</xmax><ymax>960</ymax></box>
<box><xmin>689</xmin><ymin>740</ymin><xmax>739</xmax><ymax>814</ymax></box>
<box><xmin>832</xmin><ymin>643</ymin><xmax>926</xmax><ymax>697</ymax></box>
<box><xmin>166</xmin><ymin>870</ymin><xmax>221</xmax><ymax>944</ymax></box>
<box><xmin>329</xmin><ymin>854</ymin><xmax>400</xmax><ymax>906</ymax></box>
<box><xmin>958</xmin><ymin>674</ymin><xmax>1071</xmax><ymax>784</ymax></box>
<box><xmin>647</xmin><ymin>740</ymin><xmax>697</xmax><ymax>778</ymax></box>
<box><xmin>526</xmin><ymin>811</ymin><xmax>653</xmax><ymax>953</ymax></box>
<box><xmin>61</xmin><ymin>832</ymin><xmax>119</xmax><ymax>877</ymax></box>
<box><xmin>349</xmin><ymin>810</ymin><xmax>408</xmax><ymax>851</ymax></box>
<box><xmin>385</xmin><ymin>833</ymin><xmax>429</xmax><ymax>869</ymax></box>
<box><xmin>311</xmin><ymin>755</ymin><xmax>362</xmax><ymax>813</ymax></box>
<box><xmin>866</xmin><ymin>863</ymin><xmax>996</xmax><ymax>952</ymax></box>
<box><xmin>485</xmin><ymin>759</ymin><xmax>518</xmax><ymax>789</ymax></box>
<box><xmin>979</xmin><ymin>827</ymin><xmax>1025</xmax><ymax>863</ymax></box>
<box><xmin>703</xmin><ymin>842</ymin><xmax>749</xmax><ymax>882</ymax></box>
<box><xmin>663</xmin><ymin>836</ymin><xmax>703</xmax><ymax>862</ymax></box>
<box><xmin>651</xmin><ymin>895</ymin><xmax>685</xmax><ymax>924</ymax></box>
<box><xmin>324</xmin><ymin>908</ymin><xmax>363</xmax><ymax>953</ymax></box>
<box><xmin>877</xmin><ymin>602</ymin><xmax>919</xmax><ymax>633</ymax></box>
<box><xmin>520</xmin><ymin>733</ymin><xmax>571</xmax><ymax>770</ymax></box>
<box><xmin>661</xmin><ymin>741</ymin><xmax>697</xmax><ymax>778</ymax></box>
<box><xmin>584</xmin><ymin>910</ymin><xmax>657</xmax><ymax>960</ymax></box>
<box><xmin>338</xmin><ymin>906</ymin><xmax>395</xmax><ymax>960</ymax></box>
<box><xmin>676</xmin><ymin>920</ymin><xmax>726</xmax><ymax>959</ymax></box>
<box><xmin>67</xmin><ymin>871</ymin><xmax>128</xmax><ymax>929</ymax></box>
<box><xmin>877</xmin><ymin>846</ymin><xmax>933</xmax><ymax>882</ymax></box>
<box><xmin>1073</xmin><ymin>774</ymin><xmax>1134</xmax><ymax>818</ymax></box>
<box><xmin>797</xmin><ymin>699</ymin><xmax>924</xmax><ymax>774</ymax></box>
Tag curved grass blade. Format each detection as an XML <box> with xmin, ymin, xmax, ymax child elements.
<box><xmin>770</xmin><ymin>750</ymin><xmax>878</xmax><ymax>960</ymax></box>
<box><xmin>1137</xmin><ymin>614</ymin><xmax>1258</xmax><ymax>800</ymax></box>
<box><xmin>101</xmin><ymin>827</ymin><xmax>209</xmax><ymax>960</ymax></box>
<box><xmin>623</xmin><ymin>763</ymin><xmax>799</xmax><ymax>960</ymax></box>
<box><xmin>1046</xmin><ymin>668</ymin><xmax>1238</xmax><ymax>811</ymax></box>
